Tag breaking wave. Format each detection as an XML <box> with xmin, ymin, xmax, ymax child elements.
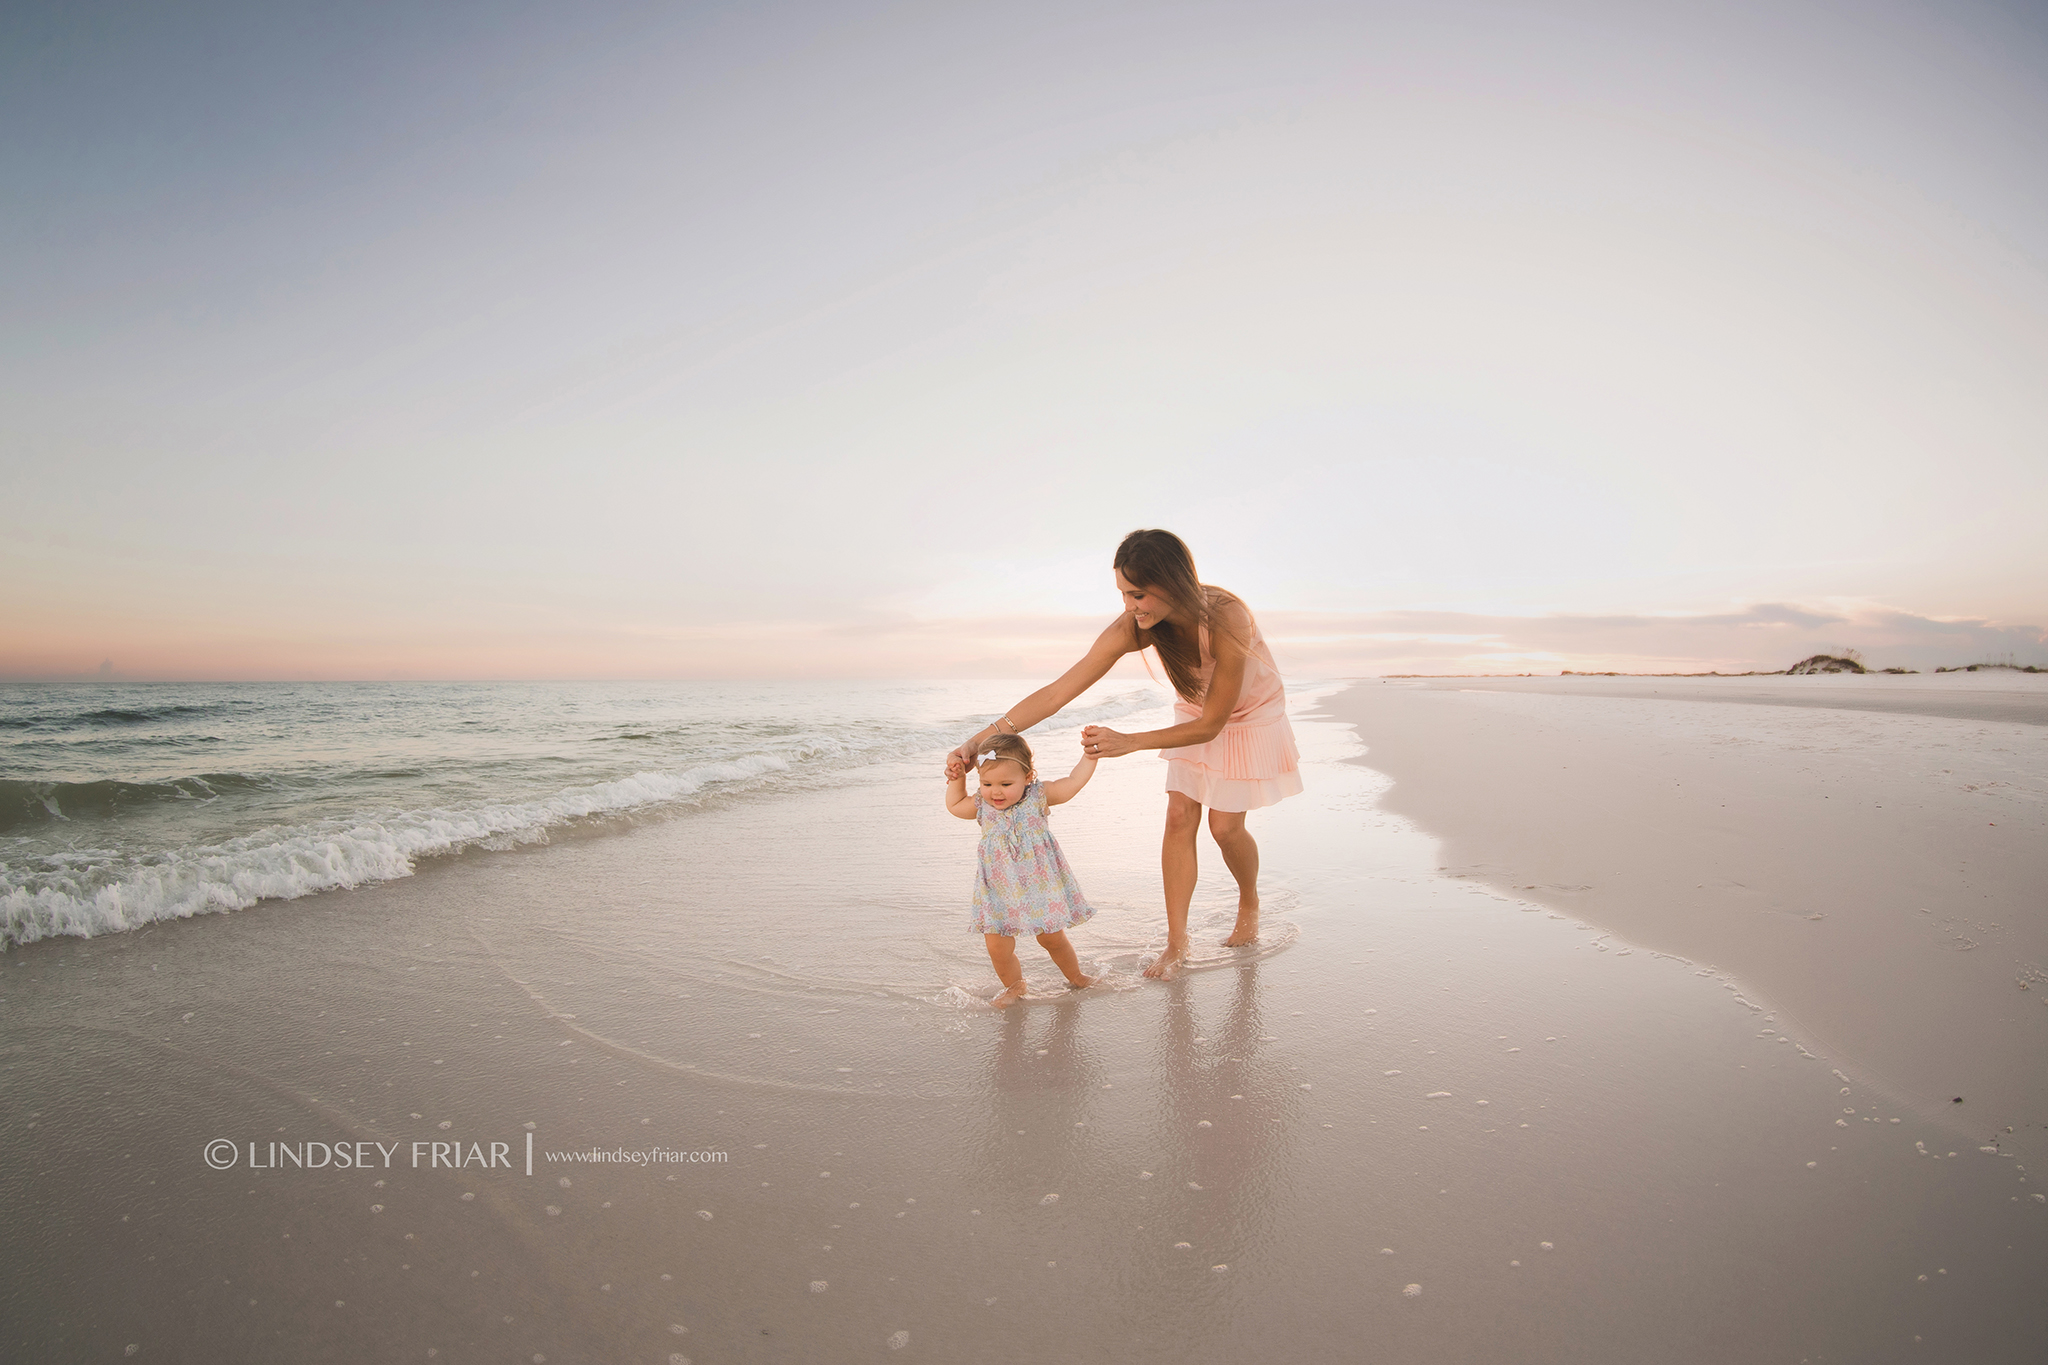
<box><xmin>1</xmin><ymin>755</ymin><xmax>789</xmax><ymax>946</ymax></box>
<box><xmin>0</xmin><ymin>684</ymin><xmax>1170</xmax><ymax>947</ymax></box>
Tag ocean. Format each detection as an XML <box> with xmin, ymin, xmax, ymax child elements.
<box><xmin>0</xmin><ymin>679</ymin><xmax>1177</xmax><ymax>948</ymax></box>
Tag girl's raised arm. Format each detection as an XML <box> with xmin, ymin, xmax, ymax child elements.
<box><xmin>948</xmin><ymin>616</ymin><xmax>1138</xmax><ymax>769</ymax></box>
<box><xmin>1041</xmin><ymin>752</ymin><xmax>1099</xmax><ymax>806</ymax></box>
<box><xmin>945</xmin><ymin>768</ymin><xmax>979</xmax><ymax>819</ymax></box>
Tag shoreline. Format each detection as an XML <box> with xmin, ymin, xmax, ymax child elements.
<box><xmin>1323</xmin><ymin>673</ymin><xmax>2048</xmax><ymax>1163</ymax></box>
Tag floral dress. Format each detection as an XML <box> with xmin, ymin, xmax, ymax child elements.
<box><xmin>971</xmin><ymin>780</ymin><xmax>1095</xmax><ymax>937</ymax></box>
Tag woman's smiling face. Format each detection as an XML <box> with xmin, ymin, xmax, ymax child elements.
<box><xmin>1115</xmin><ymin>569</ymin><xmax>1171</xmax><ymax>630</ymax></box>
<box><xmin>977</xmin><ymin>757</ymin><xmax>1030</xmax><ymax>808</ymax></box>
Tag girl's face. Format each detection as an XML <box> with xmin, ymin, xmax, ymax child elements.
<box><xmin>977</xmin><ymin>758</ymin><xmax>1031</xmax><ymax>808</ymax></box>
<box><xmin>1115</xmin><ymin>568</ymin><xmax>1172</xmax><ymax>630</ymax></box>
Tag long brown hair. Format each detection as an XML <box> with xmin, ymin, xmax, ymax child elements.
<box><xmin>1113</xmin><ymin>528</ymin><xmax>1245</xmax><ymax>703</ymax></box>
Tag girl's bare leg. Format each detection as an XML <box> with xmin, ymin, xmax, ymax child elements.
<box><xmin>1146</xmin><ymin>792</ymin><xmax>1203</xmax><ymax>980</ymax></box>
<box><xmin>1209</xmin><ymin>809</ymin><xmax>1261</xmax><ymax>945</ymax></box>
<box><xmin>1035</xmin><ymin>930</ymin><xmax>1096</xmax><ymax>989</ymax></box>
<box><xmin>985</xmin><ymin>934</ymin><xmax>1027</xmax><ymax>1008</ymax></box>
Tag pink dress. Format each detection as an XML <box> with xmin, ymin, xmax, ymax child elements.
<box><xmin>1160</xmin><ymin>620</ymin><xmax>1304</xmax><ymax>812</ymax></box>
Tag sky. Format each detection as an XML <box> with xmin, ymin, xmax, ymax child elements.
<box><xmin>5</xmin><ymin>0</ymin><xmax>2046</xmax><ymax>680</ymax></box>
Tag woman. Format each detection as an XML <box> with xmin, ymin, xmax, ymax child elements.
<box><xmin>948</xmin><ymin>529</ymin><xmax>1302</xmax><ymax>980</ymax></box>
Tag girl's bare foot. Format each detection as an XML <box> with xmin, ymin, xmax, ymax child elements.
<box><xmin>1222</xmin><ymin>897</ymin><xmax>1260</xmax><ymax>947</ymax></box>
<box><xmin>1143</xmin><ymin>943</ymin><xmax>1188</xmax><ymax>981</ymax></box>
<box><xmin>1065</xmin><ymin>974</ymin><xmax>1097</xmax><ymax>991</ymax></box>
<box><xmin>992</xmin><ymin>981</ymin><xmax>1027</xmax><ymax>1009</ymax></box>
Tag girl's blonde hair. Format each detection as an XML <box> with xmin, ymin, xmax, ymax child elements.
<box><xmin>977</xmin><ymin>732</ymin><xmax>1034</xmax><ymax>778</ymax></box>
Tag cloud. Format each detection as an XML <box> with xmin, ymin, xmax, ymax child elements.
<box><xmin>3</xmin><ymin>599</ymin><xmax>2039</xmax><ymax>683</ymax></box>
<box><xmin>581</xmin><ymin>600</ymin><xmax>2047</xmax><ymax>679</ymax></box>
<box><xmin>1253</xmin><ymin>603</ymin><xmax>2048</xmax><ymax>676</ymax></box>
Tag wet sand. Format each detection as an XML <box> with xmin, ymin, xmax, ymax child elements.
<box><xmin>1337</xmin><ymin>672</ymin><xmax>2048</xmax><ymax>1166</ymax></box>
<box><xmin>5</xmin><ymin>687</ymin><xmax>2045</xmax><ymax>1362</ymax></box>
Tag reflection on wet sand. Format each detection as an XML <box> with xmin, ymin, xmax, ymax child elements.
<box><xmin>975</xmin><ymin>993</ymin><xmax>1105</xmax><ymax>1206</ymax></box>
<box><xmin>1115</xmin><ymin>962</ymin><xmax>1302</xmax><ymax>1334</ymax></box>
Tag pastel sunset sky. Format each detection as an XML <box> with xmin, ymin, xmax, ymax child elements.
<box><xmin>6</xmin><ymin>0</ymin><xmax>2046</xmax><ymax>680</ymax></box>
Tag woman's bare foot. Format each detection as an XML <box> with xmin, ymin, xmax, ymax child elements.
<box><xmin>991</xmin><ymin>981</ymin><xmax>1028</xmax><ymax>1009</ymax></box>
<box><xmin>1222</xmin><ymin>897</ymin><xmax>1260</xmax><ymax>947</ymax></box>
<box><xmin>1143</xmin><ymin>942</ymin><xmax>1188</xmax><ymax>981</ymax></box>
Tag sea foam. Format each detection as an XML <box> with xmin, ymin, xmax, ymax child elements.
<box><xmin>1</xmin><ymin>756</ymin><xmax>782</xmax><ymax>945</ymax></box>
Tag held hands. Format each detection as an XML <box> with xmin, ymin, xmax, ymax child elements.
<box><xmin>1080</xmin><ymin>725</ymin><xmax>1137</xmax><ymax>759</ymax></box>
<box><xmin>945</xmin><ymin>752</ymin><xmax>973</xmax><ymax>781</ymax></box>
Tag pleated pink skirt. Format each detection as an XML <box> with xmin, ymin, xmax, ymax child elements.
<box><xmin>1161</xmin><ymin>713</ymin><xmax>1304</xmax><ymax>813</ymax></box>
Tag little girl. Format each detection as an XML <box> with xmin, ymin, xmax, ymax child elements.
<box><xmin>944</xmin><ymin>732</ymin><xmax>1099</xmax><ymax>1008</ymax></box>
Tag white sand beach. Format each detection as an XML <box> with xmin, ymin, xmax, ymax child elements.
<box><xmin>1338</xmin><ymin>671</ymin><xmax>2048</xmax><ymax>1166</ymax></box>
<box><xmin>4</xmin><ymin>678</ymin><xmax>2045</xmax><ymax>1362</ymax></box>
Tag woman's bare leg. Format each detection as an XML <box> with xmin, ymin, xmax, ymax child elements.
<box><xmin>1209</xmin><ymin>809</ymin><xmax>1261</xmax><ymax>946</ymax></box>
<box><xmin>1035</xmin><ymin>930</ymin><xmax>1096</xmax><ymax>989</ymax></box>
<box><xmin>1146</xmin><ymin>792</ymin><xmax>1203</xmax><ymax>980</ymax></box>
<box><xmin>985</xmin><ymin>934</ymin><xmax>1026</xmax><ymax>1008</ymax></box>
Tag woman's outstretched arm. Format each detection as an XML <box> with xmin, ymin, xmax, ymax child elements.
<box><xmin>948</xmin><ymin>616</ymin><xmax>1138</xmax><ymax>768</ymax></box>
